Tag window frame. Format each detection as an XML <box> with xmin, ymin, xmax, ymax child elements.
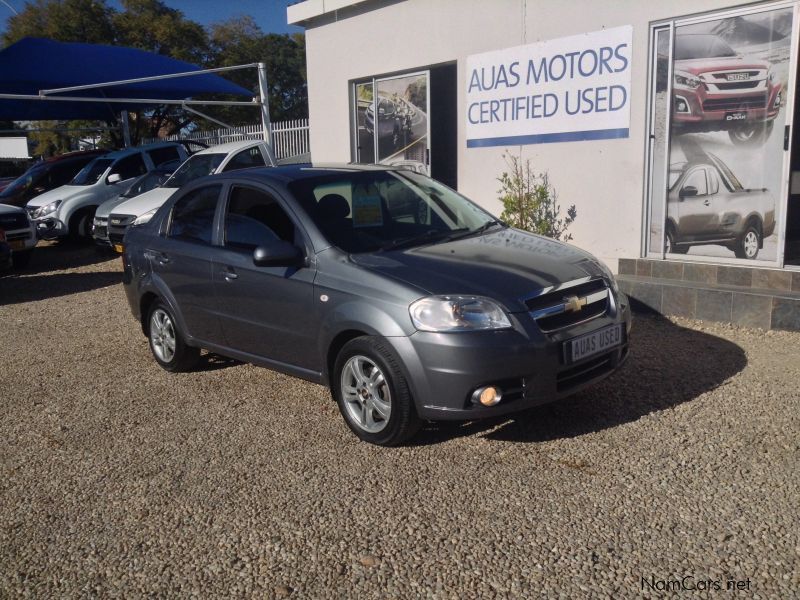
<box><xmin>165</xmin><ymin>183</ymin><xmax>225</xmax><ymax>247</ymax></box>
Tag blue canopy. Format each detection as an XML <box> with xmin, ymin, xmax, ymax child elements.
<box><xmin>0</xmin><ymin>37</ymin><xmax>254</xmax><ymax>120</ymax></box>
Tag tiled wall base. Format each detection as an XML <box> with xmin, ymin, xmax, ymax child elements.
<box><xmin>618</xmin><ymin>259</ymin><xmax>800</xmax><ymax>332</ymax></box>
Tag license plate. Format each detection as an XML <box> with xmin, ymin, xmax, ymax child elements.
<box><xmin>567</xmin><ymin>324</ymin><xmax>622</xmax><ymax>363</ymax></box>
<box><xmin>726</xmin><ymin>73</ymin><xmax>750</xmax><ymax>81</ymax></box>
<box><xmin>725</xmin><ymin>111</ymin><xmax>747</xmax><ymax>122</ymax></box>
<box><xmin>114</xmin><ymin>244</ymin><xmax>124</xmax><ymax>253</ymax></box>
<box><xmin>9</xmin><ymin>240</ymin><xmax>24</xmax><ymax>250</ymax></box>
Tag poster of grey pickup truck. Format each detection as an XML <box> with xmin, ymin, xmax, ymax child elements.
<box><xmin>666</xmin><ymin>152</ymin><xmax>774</xmax><ymax>259</ymax></box>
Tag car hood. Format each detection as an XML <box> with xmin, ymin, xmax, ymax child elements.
<box><xmin>351</xmin><ymin>228</ymin><xmax>608</xmax><ymax>313</ymax></box>
<box><xmin>112</xmin><ymin>186</ymin><xmax>176</xmax><ymax>217</ymax></box>
<box><xmin>96</xmin><ymin>194</ymin><xmax>133</xmax><ymax>219</ymax></box>
<box><xmin>0</xmin><ymin>203</ymin><xmax>25</xmax><ymax>215</ymax></box>
<box><xmin>26</xmin><ymin>185</ymin><xmax>90</xmax><ymax>208</ymax></box>
<box><xmin>676</xmin><ymin>56</ymin><xmax>768</xmax><ymax>74</ymax></box>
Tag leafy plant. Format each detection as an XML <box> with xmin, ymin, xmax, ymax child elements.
<box><xmin>497</xmin><ymin>152</ymin><xmax>577</xmax><ymax>241</ymax></box>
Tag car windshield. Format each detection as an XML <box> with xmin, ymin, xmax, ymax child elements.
<box><xmin>164</xmin><ymin>153</ymin><xmax>225</xmax><ymax>188</ymax></box>
<box><xmin>288</xmin><ymin>170</ymin><xmax>501</xmax><ymax>254</ymax></box>
<box><xmin>121</xmin><ymin>170</ymin><xmax>171</xmax><ymax>198</ymax></box>
<box><xmin>675</xmin><ymin>34</ymin><xmax>736</xmax><ymax>60</ymax></box>
<box><xmin>71</xmin><ymin>158</ymin><xmax>113</xmax><ymax>185</ymax></box>
<box><xmin>0</xmin><ymin>165</ymin><xmax>45</xmax><ymax>197</ymax></box>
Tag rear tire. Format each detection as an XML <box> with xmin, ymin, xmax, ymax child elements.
<box><xmin>147</xmin><ymin>300</ymin><xmax>200</xmax><ymax>372</ymax></box>
<box><xmin>333</xmin><ymin>337</ymin><xmax>422</xmax><ymax>446</ymax></box>
<box><xmin>734</xmin><ymin>225</ymin><xmax>761</xmax><ymax>260</ymax></box>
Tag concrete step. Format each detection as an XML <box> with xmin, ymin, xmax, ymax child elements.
<box><xmin>618</xmin><ymin>273</ymin><xmax>800</xmax><ymax>331</ymax></box>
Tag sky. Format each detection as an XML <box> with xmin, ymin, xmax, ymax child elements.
<box><xmin>0</xmin><ymin>0</ymin><xmax>303</xmax><ymax>36</ymax></box>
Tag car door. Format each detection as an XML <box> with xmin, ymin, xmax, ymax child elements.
<box><xmin>147</xmin><ymin>183</ymin><xmax>225</xmax><ymax>345</ymax></box>
<box><xmin>212</xmin><ymin>183</ymin><xmax>318</xmax><ymax>370</ymax></box>
<box><xmin>675</xmin><ymin>167</ymin><xmax>714</xmax><ymax>238</ymax></box>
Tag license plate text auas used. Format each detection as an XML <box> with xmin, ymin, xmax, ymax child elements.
<box><xmin>569</xmin><ymin>324</ymin><xmax>622</xmax><ymax>362</ymax></box>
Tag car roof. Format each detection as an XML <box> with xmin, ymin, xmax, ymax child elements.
<box><xmin>40</xmin><ymin>149</ymin><xmax>109</xmax><ymax>164</ymax></box>
<box><xmin>194</xmin><ymin>139</ymin><xmax>264</xmax><ymax>155</ymax></box>
<box><xmin>101</xmin><ymin>141</ymin><xmax>183</xmax><ymax>160</ymax></box>
<box><xmin>214</xmin><ymin>163</ymin><xmax>398</xmax><ymax>185</ymax></box>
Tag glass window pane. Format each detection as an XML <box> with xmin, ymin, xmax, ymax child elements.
<box><xmin>169</xmin><ymin>185</ymin><xmax>221</xmax><ymax>245</ymax></box>
<box><xmin>224</xmin><ymin>187</ymin><xmax>295</xmax><ymax>249</ymax></box>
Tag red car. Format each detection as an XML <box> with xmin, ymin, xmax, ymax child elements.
<box><xmin>672</xmin><ymin>33</ymin><xmax>781</xmax><ymax>145</ymax></box>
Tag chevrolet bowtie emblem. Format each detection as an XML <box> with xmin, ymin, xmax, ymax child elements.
<box><xmin>564</xmin><ymin>295</ymin><xmax>587</xmax><ymax>313</ymax></box>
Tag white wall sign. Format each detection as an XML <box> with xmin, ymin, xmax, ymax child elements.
<box><xmin>466</xmin><ymin>26</ymin><xmax>633</xmax><ymax>147</ymax></box>
<box><xmin>0</xmin><ymin>136</ymin><xmax>29</xmax><ymax>159</ymax></box>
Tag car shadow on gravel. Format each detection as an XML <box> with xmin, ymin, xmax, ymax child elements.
<box><xmin>0</xmin><ymin>271</ymin><xmax>123</xmax><ymax>305</ymax></box>
<box><xmin>411</xmin><ymin>315</ymin><xmax>748</xmax><ymax>446</ymax></box>
<box><xmin>17</xmin><ymin>241</ymin><xmax>118</xmax><ymax>275</ymax></box>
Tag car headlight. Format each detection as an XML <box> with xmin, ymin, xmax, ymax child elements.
<box><xmin>131</xmin><ymin>208</ymin><xmax>157</xmax><ymax>226</ymax></box>
<box><xmin>768</xmin><ymin>69</ymin><xmax>775</xmax><ymax>83</ymax></box>
<box><xmin>674</xmin><ymin>70</ymin><xmax>701</xmax><ymax>89</ymax></box>
<box><xmin>409</xmin><ymin>295</ymin><xmax>512</xmax><ymax>332</ymax></box>
<box><xmin>32</xmin><ymin>200</ymin><xmax>61</xmax><ymax>219</ymax></box>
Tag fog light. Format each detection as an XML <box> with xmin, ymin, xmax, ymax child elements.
<box><xmin>676</xmin><ymin>99</ymin><xmax>688</xmax><ymax>113</ymax></box>
<box><xmin>774</xmin><ymin>92</ymin><xmax>781</xmax><ymax>108</ymax></box>
<box><xmin>472</xmin><ymin>386</ymin><xmax>502</xmax><ymax>407</ymax></box>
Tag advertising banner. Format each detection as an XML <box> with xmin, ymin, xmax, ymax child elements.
<box><xmin>659</xmin><ymin>6</ymin><xmax>793</xmax><ymax>263</ymax></box>
<box><xmin>465</xmin><ymin>26</ymin><xmax>633</xmax><ymax>147</ymax></box>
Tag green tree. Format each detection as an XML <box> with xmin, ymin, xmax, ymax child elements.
<box><xmin>3</xmin><ymin>0</ymin><xmax>115</xmax><ymax>45</ymax></box>
<box><xmin>208</xmin><ymin>16</ymin><xmax>307</xmax><ymax>125</ymax></box>
<box><xmin>497</xmin><ymin>153</ymin><xmax>577</xmax><ymax>242</ymax></box>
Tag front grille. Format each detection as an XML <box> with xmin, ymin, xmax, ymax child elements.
<box><xmin>109</xmin><ymin>232</ymin><xmax>125</xmax><ymax>245</ymax></box>
<box><xmin>0</xmin><ymin>213</ymin><xmax>29</xmax><ymax>230</ymax></box>
<box><xmin>94</xmin><ymin>226</ymin><xmax>108</xmax><ymax>238</ymax></box>
<box><xmin>702</xmin><ymin>95</ymin><xmax>767</xmax><ymax>111</ymax></box>
<box><xmin>714</xmin><ymin>80</ymin><xmax>760</xmax><ymax>90</ymax></box>
<box><xmin>6</xmin><ymin>232</ymin><xmax>31</xmax><ymax>242</ymax></box>
<box><xmin>526</xmin><ymin>278</ymin><xmax>609</xmax><ymax>332</ymax></box>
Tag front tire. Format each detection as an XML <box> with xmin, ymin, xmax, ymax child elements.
<box><xmin>665</xmin><ymin>227</ymin><xmax>688</xmax><ymax>254</ymax></box>
<box><xmin>147</xmin><ymin>300</ymin><xmax>200</xmax><ymax>372</ymax></box>
<box><xmin>728</xmin><ymin>121</ymin><xmax>773</xmax><ymax>146</ymax></box>
<box><xmin>333</xmin><ymin>337</ymin><xmax>422</xmax><ymax>446</ymax></box>
<box><xmin>734</xmin><ymin>225</ymin><xmax>761</xmax><ymax>260</ymax></box>
<box><xmin>68</xmin><ymin>208</ymin><xmax>96</xmax><ymax>243</ymax></box>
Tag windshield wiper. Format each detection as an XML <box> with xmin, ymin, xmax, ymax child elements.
<box><xmin>380</xmin><ymin>228</ymin><xmax>469</xmax><ymax>251</ymax></box>
<box><xmin>443</xmin><ymin>220</ymin><xmax>506</xmax><ymax>242</ymax></box>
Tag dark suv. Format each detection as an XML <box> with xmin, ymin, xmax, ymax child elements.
<box><xmin>0</xmin><ymin>149</ymin><xmax>108</xmax><ymax>208</ymax></box>
<box><xmin>122</xmin><ymin>166</ymin><xmax>630</xmax><ymax>446</ymax></box>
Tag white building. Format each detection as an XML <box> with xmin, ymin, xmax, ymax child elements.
<box><xmin>290</xmin><ymin>0</ymin><xmax>800</xmax><ymax>329</ymax></box>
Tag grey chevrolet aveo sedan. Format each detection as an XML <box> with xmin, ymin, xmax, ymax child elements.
<box><xmin>122</xmin><ymin>165</ymin><xmax>631</xmax><ymax>446</ymax></box>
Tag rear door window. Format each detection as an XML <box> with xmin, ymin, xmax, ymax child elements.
<box><xmin>168</xmin><ymin>185</ymin><xmax>222</xmax><ymax>245</ymax></box>
<box><xmin>221</xmin><ymin>146</ymin><xmax>267</xmax><ymax>172</ymax></box>
<box><xmin>147</xmin><ymin>146</ymin><xmax>181</xmax><ymax>168</ymax></box>
<box><xmin>110</xmin><ymin>154</ymin><xmax>148</xmax><ymax>182</ymax></box>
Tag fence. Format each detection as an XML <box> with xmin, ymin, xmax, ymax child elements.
<box><xmin>143</xmin><ymin>119</ymin><xmax>310</xmax><ymax>160</ymax></box>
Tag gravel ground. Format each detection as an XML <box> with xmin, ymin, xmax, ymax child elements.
<box><xmin>1</xmin><ymin>243</ymin><xmax>798</xmax><ymax>598</ymax></box>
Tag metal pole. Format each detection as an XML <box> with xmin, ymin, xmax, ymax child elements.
<box><xmin>121</xmin><ymin>110</ymin><xmax>132</xmax><ymax>147</ymax></box>
<box><xmin>257</xmin><ymin>62</ymin><xmax>274</xmax><ymax>148</ymax></box>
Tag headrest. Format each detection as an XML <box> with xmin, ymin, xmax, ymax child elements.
<box><xmin>317</xmin><ymin>194</ymin><xmax>350</xmax><ymax>220</ymax></box>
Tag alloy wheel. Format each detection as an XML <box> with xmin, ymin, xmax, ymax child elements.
<box><xmin>340</xmin><ymin>355</ymin><xmax>391</xmax><ymax>433</ymax></box>
<box><xmin>150</xmin><ymin>308</ymin><xmax>177</xmax><ymax>363</ymax></box>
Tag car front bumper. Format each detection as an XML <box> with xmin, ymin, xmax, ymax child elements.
<box><xmin>673</xmin><ymin>84</ymin><xmax>781</xmax><ymax>128</ymax></box>
<box><xmin>391</xmin><ymin>295</ymin><xmax>632</xmax><ymax>421</ymax></box>
<box><xmin>32</xmin><ymin>217</ymin><xmax>67</xmax><ymax>240</ymax></box>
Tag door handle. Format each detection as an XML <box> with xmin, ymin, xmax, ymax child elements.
<box><xmin>223</xmin><ymin>268</ymin><xmax>238</xmax><ymax>281</ymax></box>
<box><xmin>703</xmin><ymin>199</ymin><xmax>710</xmax><ymax>206</ymax></box>
<box><xmin>144</xmin><ymin>250</ymin><xmax>170</xmax><ymax>265</ymax></box>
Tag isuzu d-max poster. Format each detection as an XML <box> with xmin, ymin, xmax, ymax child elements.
<box><xmin>662</xmin><ymin>7</ymin><xmax>793</xmax><ymax>262</ymax></box>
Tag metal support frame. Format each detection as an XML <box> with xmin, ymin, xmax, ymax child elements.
<box><xmin>257</xmin><ymin>62</ymin><xmax>273</xmax><ymax>147</ymax></box>
<box><xmin>0</xmin><ymin>61</ymin><xmax>273</xmax><ymax>143</ymax></box>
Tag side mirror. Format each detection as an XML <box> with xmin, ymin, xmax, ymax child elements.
<box><xmin>107</xmin><ymin>173</ymin><xmax>122</xmax><ymax>184</ymax></box>
<box><xmin>253</xmin><ymin>240</ymin><xmax>305</xmax><ymax>268</ymax></box>
<box><xmin>679</xmin><ymin>185</ymin><xmax>698</xmax><ymax>199</ymax></box>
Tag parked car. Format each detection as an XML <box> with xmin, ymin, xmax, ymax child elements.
<box><xmin>0</xmin><ymin>229</ymin><xmax>12</xmax><ymax>274</ymax></box>
<box><xmin>122</xmin><ymin>165</ymin><xmax>630</xmax><ymax>446</ymax></box>
<box><xmin>25</xmin><ymin>142</ymin><xmax>193</xmax><ymax>242</ymax></box>
<box><xmin>0</xmin><ymin>149</ymin><xmax>108</xmax><ymax>208</ymax></box>
<box><xmin>107</xmin><ymin>140</ymin><xmax>277</xmax><ymax>252</ymax></box>
<box><xmin>672</xmin><ymin>33</ymin><xmax>782</xmax><ymax>145</ymax></box>
<box><xmin>365</xmin><ymin>95</ymin><xmax>414</xmax><ymax>149</ymax></box>
<box><xmin>666</xmin><ymin>153</ymin><xmax>775</xmax><ymax>259</ymax></box>
<box><xmin>0</xmin><ymin>203</ymin><xmax>37</xmax><ymax>267</ymax></box>
<box><xmin>93</xmin><ymin>163</ymin><xmax>179</xmax><ymax>248</ymax></box>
